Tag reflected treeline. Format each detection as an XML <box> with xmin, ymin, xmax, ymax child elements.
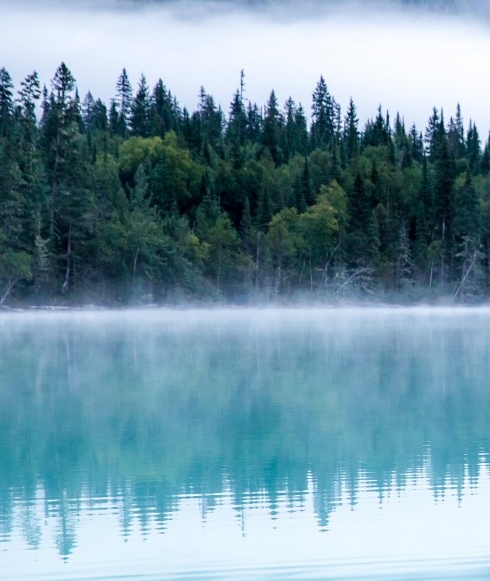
<box><xmin>0</xmin><ymin>309</ymin><xmax>489</xmax><ymax>555</ymax></box>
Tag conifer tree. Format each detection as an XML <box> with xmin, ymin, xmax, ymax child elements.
<box><xmin>131</xmin><ymin>74</ymin><xmax>151</xmax><ymax>137</ymax></box>
<box><xmin>246</xmin><ymin>102</ymin><xmax>262</xmax><ymax>143</ymax></box>
<box><xmin>262</xmin><ymin>90</ymin><xmax>283</xmax><ymax>166</ymax></box>
<box><xmin>226</xmin><ymin>90</ymin><xmax>247</xmax><ymax>169</ymax></box>
<box><xmin>408</xmin><ymin>124</ymin><xmax>424</xmax><ymax>163</ymax></box>
<box><xmin>343</xmin><ymin>97</ymin><xmax>359</xmax><ymax>162</ymax></box>
<box><xmin>393</xmin><ymin>113</ymin><xmax>411</xmax><ymax>169</ymax></box>
<box><xmin>481</xmin><ymin>137</ymin><xmax>490</xmax><ymax>175</ymax></box>
<box><xmin>150</xmin><ymin>79</ymin><xmax>180</xmax><ymax>137</ymax></box>
<box><xmin>363</xmin><ymin>106</ymin><xmax>391</xmax><ymax>148</ymax></box>
<box><xmin>310</xmin><ymin>76</ymin><xmax>336</xmax><ymax>151</ymax></box>
<box><xmin>424</xmin><ymin>107</ymin><xmax>442</xmax><ymax>160</ymax></box>
<box><xmin>283</xmin><ymin>97</ymin><xmax>297</xmax><ymax>162</ymax></box>
<box><xmin>432</xmin><ymin>129</ymin><xmax>456</xmax><ymax>287</ymax></box>
<box><xmin>16</xmin><ymin>71</ymin><xmax>41</xmax><ymax>166</ymax></box>
<box><xmin>347</xmin><ymin>172</ymin><xmax>379</xmax><ymax>270</ymax></box>
<box><xmin>447</xmin><ymin>104</ymin><xmax>465</xmax><ymax>159</ymax></box>
<box><xmin>0</xmin><ymin>67</ymin><xmax>14</xmax><ymax>138</ymax></box>
<box><xmin>15</xmin><ymin>71</ymin><xmax>43</xmax><ymax>265</ymax></box>
<box><xmin>453</xmin><ymin>169</ymin><xmax>480</xmax><ymax>245</ymax></box>
<box><xmin>413</xmin><ymin>201</ymin><xmax>428</xmax><ymax>270</ymax></box>
<box><xmin>452</xmin><ymin>169</ymin><xmax>481</xmax><ymax>298</ymax></box>
<box><xmin>196</xmin><ymin>87</ymin><xmax>224</xmax><ymax>151</ymax></box>
<box><xmin>466</xmin><ymin>121</ymin><xmax>481</xmax><ymax>174</ymax></box>
<box><xmin>115</xmin><ymin>68</ymin><xmax>133</xmax><ymax>137</ymax></box>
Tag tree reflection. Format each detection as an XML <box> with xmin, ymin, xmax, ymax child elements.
<box><xmin>0</xmin><ymin>309</ymin><xmax>489</xmax><ymax>556</ymax></box>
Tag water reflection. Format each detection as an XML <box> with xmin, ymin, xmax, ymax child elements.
<box><xmin>0</xmin><ymin>308</ymin><xmax>490</xmax><ymax>569</ymax></box>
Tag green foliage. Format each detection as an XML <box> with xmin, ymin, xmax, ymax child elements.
<box><xmin>0</xmin><ymin>229</ymin><xmax>32</xmax><ymax>304</ymax></box>
<box><xmin>298</xmin><ymin>192</ymin><xmax>339</xmax><ymax>287</ymax></box>
<box><xmin>118</xmin><ymin>135</ymin><xmax>164</xmax><ymax>174</ymax></box>
<box><xmin>1</xmin><ymin>62</ymin><xmax>490</xmax><ymax>303</ymax></box>
<box><xmin>202</xmin><ymin>212</ymin><xmax>244</xmax><ymax>294</ymax></box>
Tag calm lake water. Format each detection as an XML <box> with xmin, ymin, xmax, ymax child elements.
<box><xmin>1</xmin><ymin>307</ymin><xmax>490</xmax><ymax>580</ymax></box>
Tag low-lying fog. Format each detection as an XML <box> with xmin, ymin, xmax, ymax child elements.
<box><xmin>3</xmin><ymin>0</ymin><xmax>490</xmax><ymax>134</ymax></box>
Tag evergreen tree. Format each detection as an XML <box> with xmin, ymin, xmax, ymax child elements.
<box><xmin>363</xmin><ymin>106</ymin><xmax>391</xmax><ymax>148</ymax></box>
<box><xmin>246</xmin><ymin>101</ymin><xmax>262</xmax><ymax>143</ymax></box>
<box><xmin>196</xmin><ymin>87</ymin><xmax>224</xmax><ymax>151</ymax></box>
<box><xmin>41</xmin><ymin>63</ymin><xmax>79</xmax><ymax>238</ymax></box>
<box><xmin>346</xmin><ymin>172</ymin><xmax>379</xmax><ymax>270</ymax></box>
<box><xmin>453</xmin><ymin>169</ymin><xmax>480</xmax><ymax>244</ymax></box>
<box><xmin>310</xmin><ymin>76</ymin><xmax>336</xmax><ymax>151</ymax></box>
<box><xmin>481</xmin><ymin>137</ymin><xmax>490</xmax><ymax>175</ymax></box>
<box><xmin>150</xmin><ymin>79</ymin><xmax>180</xmax><ymax>138</ymax></box>
<box><xmin>0</xmin><ymin>67</ymin><xmax>14</xmax><ymax>138</ymax></box>
<box><xmin>39</xmin><ymin>63</ymin><xmax>92</xmax><ymax>293</ymax></box>
<box><xmin>82</xmin><ymin>91</ymin><xmax>96</xmax><ymax>130</ymax></box>
<box><xmin>82</xmin><ymin>93</ymin><xmax>108</xmax><ymax>136</ymax></box>
<box><xmin>293</xmin><ymin>172</ymin><xmax>306</xmax><ymax>213</ymax></box>
<box><xmin>419</xmin><ymin>154</ymin><xmax>433</xmax><ymax>234</ymax></box>
<box><xmin>15</xmin><ymin>71</ymin><xmax>44</xmax><ymax>266</ymax></box>
<box><xmin>413</xmin><ymin>201</ymin><xmax>428</xmax><ymax>270</ymax></box>
<box><xmin>466</xmin><ymin>121</ymin><xmax>481</xmax><ymax>174</ymax></box>
<box><xmin>432</xmin><ymin>130</ymin><xmax>456</xmax><ymax>287</ymax></box>
<box><xmin>283</xmin><ymin>97</ymin><xmax>298</xmax><ymax>162</ymax></box>
<box><xmin>131</xmin><ymin>74</ymin><xmax>151</xmax><ymax>137</ymax></box>
<box><xmin>294</xmin><ymin>104</ymin><xmax>308</xmax><ymax>156</ymax></box>
<box><xmin>393</xmin><ymin>113</ymin><xmax>412</xmax><ymax>169</ymax></box>
<box><xmin>16</xmin><ymin>71</ymin><xmax>41</xmax><ymax>165</ymax></box>
<box><xmin>281</xmin><ymin>98</ymin><xmax>308</xmax><ymax>160</ymax></box>
<box><xmin>0</xmin><ymin>140</ymin><xmax>24</xmax><ymax>250</ymax></box>
<box><xmin>343</xmin><ymin>97</ymin><xmax>359</xmax><ymax>162</ymax></box>
<box><xmin>108</xmin><ymin>100</ymin><xmax>119</xmax><ymax>135</ymax></box>
<box><xmin>408</xmin><ymin>124</ymin><xmax>424</xmax><ymax>163</ymax></box>
<box><xmin>452</xmin><ymin>169</ymin><xmax>481</xmax><ymax>299</ymax></box>
<box><xmin>115</xmin><ymin>68</ymin><xmax>133</xmax><ymax>137</ymax></box>
<box><xmin>447</xmin><ymin>104</ymin><xmax>465</xmax><ymax>159</ymax></box>
<box><xmin>226</xmin><ymin>89</ymin><xmax>247</xmax><ymax>166</ymax></box>
<box><xmin>227</xmin><ymin>89</ymin><xmax>246</xmax><ymax>144</ymax></box>
<box><xmin>262</xmin><ymin>90</ymin><xmax>283</xmax><ymax>166</ymax></box>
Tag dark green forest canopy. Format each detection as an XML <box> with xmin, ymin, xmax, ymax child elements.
<box><xmin>1</xmin><ymin>62</ymin><xmax>490</xmax><ymax>305</ymax></box>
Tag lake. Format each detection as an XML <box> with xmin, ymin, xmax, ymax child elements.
<box><xmin>1</xmin><ymin>307</ymin><xmax>490</xmax><ymax>580</ymax></box>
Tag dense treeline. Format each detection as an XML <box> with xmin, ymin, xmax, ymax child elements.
<box><xmin>1</xmin><ymin>62</ymin><xmax>489</xmax><ymax>305</ymax></box>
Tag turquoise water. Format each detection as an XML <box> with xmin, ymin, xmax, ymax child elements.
<box><xmin>1</xmin><ymin>307</ymin><xmax>490</xmax><ymax>579</ymax></box>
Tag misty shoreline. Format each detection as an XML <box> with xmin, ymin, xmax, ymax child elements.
<box><xmin>3</xmin><ymin>14</ymin><xmax>490</xmax><ymax>311</ymax></box>
<box><xmin>1</xmin><ymin>293</ymin><xmax>488</xmax><ymax>313</ymax></box>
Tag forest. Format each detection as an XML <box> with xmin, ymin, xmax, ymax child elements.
<box><xmin>0</xmin><ymin>62</ymin><xmax>489</xmax><ymax>305</ymax></box>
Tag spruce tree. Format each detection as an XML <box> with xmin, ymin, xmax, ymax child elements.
<box><xmin>310</xmin><ymin>76</ymin><xmax>335</xmax><ymax>151</ymax></box>
<box><xmin>347</xmin><ymin>172</ymin><xmax>379</xmax><ymax>269</ymax></box>
<box><xmin>262</xmin><ymin>90</ymin><xmax>283</xmax><ymax>166</ymax></box>
<box><xmin>226</xmin><ymin>89</ymin><xmax>247</xmax><ymax>165</ymax></box>
<box><xmin>447</xmin><ymin>104</ymin><xmax>465</xmax><ymax>159</ymax></box>
<box><xmin>115</xmin><ymin>68</ymin><xmax>133</xmax><ymax>137</ymax></box>
<box><xmin>466</xmin><ymin>121</ymin><xmax>481</xmax><ymax>174</ymax></box>
<box><xmin>343</xmin><ymin>97</ymin><xmax>359</xmax><ymax>162</ymax></box>
<box><xmin>0</xmin><ymin>67</ymin><xmax>14</xmax><ymax>138</ymax></box>
<box><xmin>131</xmin><ymin>74</ymin><xmax>151</xmax><ymax>137</ymax></box>
<box><xmin>433</xmin><ymin>130</ymin><xmax>456</xmax><ymax>287</ymax></box>
<box><xmin>150</xmin><ymin>79</ymin><xmax>173</xmax><ymax>137</ymax></box>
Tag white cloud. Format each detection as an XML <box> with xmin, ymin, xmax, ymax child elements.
<box><xmin>2</xmin><ymin>0</ymin><xmax>490</xmax><ymax>135</ymax></box>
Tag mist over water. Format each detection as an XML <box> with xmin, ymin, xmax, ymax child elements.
<box><xmin>3</xmin><ymin>0</ymin><xmax>490</xmax><ymax>134</ymax></box>
<box><xmin>2</xmin><ymin>307</ymin><xmax>490</xmax><ymax>579</ymax></box>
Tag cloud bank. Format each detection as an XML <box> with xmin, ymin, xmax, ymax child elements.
<box><xmin>2</xmin><ymin>0</ymin><xmax>490</xmax><ymax>135</ymax></box>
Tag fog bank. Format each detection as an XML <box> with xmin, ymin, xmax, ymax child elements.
<box><xmin>2</xmin><ymin>0</ymin><xmax>490</xmax><ymax>133</ymax></box>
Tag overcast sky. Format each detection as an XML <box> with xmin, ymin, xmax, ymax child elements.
<box><xmin>2</xmin><ymin>0</ymin><xmax>490</xmax><ymax>135</ymax></box>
